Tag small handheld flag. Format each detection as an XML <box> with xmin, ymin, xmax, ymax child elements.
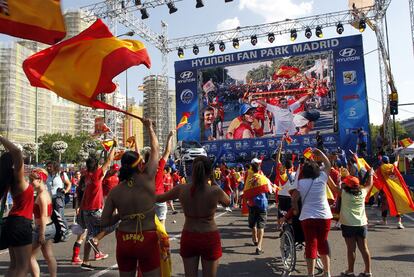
<box><xmin>303</xmin><ymin>147</ymin><xmax>313</xmax><ymax>159</ymax></box>
<box><xmin>101</xmin><ymin>140</ymin><xmax>114</xmax><ymax>152</ymax></box>
<box><xmin>399</xmin><ymin>138</ymin><xmax>413</xmax><ymax>148</ymax></box>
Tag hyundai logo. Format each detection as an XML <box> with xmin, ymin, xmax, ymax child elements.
<box><xmin>339</xmin><ymin>48</ymin><xmax>357</xmax><ymax>57</ymax></box>
<box><xmin>180</xmin><ymin>89</ymin><xmax>194</xmax><ymax>104</ymax></box>
<box><xmin>179</xmin><ymin>71</ymin><xmax>194</xmax><ymax>79</ymax></box>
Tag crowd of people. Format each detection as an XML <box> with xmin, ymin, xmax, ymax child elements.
<box><xmin>0</xmin><ymin>115</ymin><xmax>412</xmax><ymax>277</ymax></box>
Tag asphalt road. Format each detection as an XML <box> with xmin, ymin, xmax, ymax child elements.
<box><xmin>0</xmin><ymin>204</ymin><xmax>413</xmax><ymax>277</ymax></box>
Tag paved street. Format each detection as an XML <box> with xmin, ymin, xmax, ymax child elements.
<box><xmin>0</xmin><ymin>204</ymin><xmax>413</xmax><ymax>277</ymax></box>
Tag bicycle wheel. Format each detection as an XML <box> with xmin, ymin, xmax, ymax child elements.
<box><xmin>280</xmin><ymin>227</ymin><xmax>296</xmax><ymax>273</ymax></box>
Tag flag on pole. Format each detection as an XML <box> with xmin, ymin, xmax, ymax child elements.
<box><xmin>273</xmin><ymin>66</ymin><xmax>300</xmax><ymax>79</ymax></box>
<box><xmin>303</xmin><ymin>147</ymin><xmax>313</xmax><ymax>159</ymax></box>
<box><xmin>283</xmin><ymin>131</ymin><xmax>293</xmax><ymax>144</ymax></box>
<box><xmin>399</xmin><ymin>138</ymin><xmax>413</xmax><ymax>148</ymax></box>
<box><xmin>23</xmin><ymin>19</ymin><xmax>151</xmax><ymax>111</ymax></box>
<box><xmin>101</xmin><ymin>140</ymin><xmax>114</xmax><ymax>152</ymax></box>
<box><xmin>0</xmin><ymin>0</ymin><xmax>66</xmax><ymax>45</ymax></box>
<box><xmin>94</xmin><ymin>117</ymin><xmax>111</xmax><ymax>136</ymax></box>
<box><xmin>176</xmin><ymin>112</ymin><xmax>191</xmax><ymax>130</ymax></box>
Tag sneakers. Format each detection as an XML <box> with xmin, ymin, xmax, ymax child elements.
<box><xmin>80</xmin><ymin>263</ymin><xmax>95</xmax><ymax>271</ymax></box>
<box><xmin>95</xmin><ymin>252</ymin><xmax>109</xmax><ymax>261</ymax></box>
<box><xmin>172</xmin><ymin>210</ymin><xmax>178</xmax><ymax>215</ymax></box>
<box><xmin>71</xmin><ymin>256</ymin><xmax>83</xmax><ymax>265</ymax></box>
<box><xmin>225</xmin><ymin>207</ymin><xmax>232</xmax><ymax>212</ymax></box>
<box><xmin>397</xmin><ymin>222</ymin><xmax>405</xmax><ymax>229</ymax></box>
<box><xmin>255</xmin><ymin>248</ymin><xmax>264</xmax><ymax>255</ymax></box>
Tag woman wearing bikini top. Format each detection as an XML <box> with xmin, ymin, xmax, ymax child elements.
<box><xmin>157</xmin><ymin>156</ymin><xmax>230</xmax><ymax>277</ymax></box>
<box><xmin>101</xmin><ymin>117</ymin><xmax>161</xmax><ymax>277</ymax></box>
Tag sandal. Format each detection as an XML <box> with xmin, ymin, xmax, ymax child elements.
<box><xmin>341</xmin><ymin>271</ymin><xmax>355</xmax><ymax>276</ymax></box>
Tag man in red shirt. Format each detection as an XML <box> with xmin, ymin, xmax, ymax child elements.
<box><xmin>155</xmin><ymin>130</ymin><xmax>175</xmax><ymax>226</ymax></box>
<box><xmin>102</xmin><ymin>164</ymin><xmax>120</xmax><ymax>199</ymax></box>
<box><xmin>79</xmin><ymin>143</ymin><xmax>116</xmax><ymax>271</ymax></box>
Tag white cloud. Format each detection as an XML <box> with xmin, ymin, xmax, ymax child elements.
<box><xmin>217</xmin><ymin>17</ymin><xmax>241</xmax><ymax>31</ymax></box>
<box><xmin>239</xmin><ymin>0</ymin><xmax>313</xmax><ymax>23</ymax></box>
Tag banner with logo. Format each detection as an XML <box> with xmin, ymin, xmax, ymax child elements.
<box><xmin>174</xmin><ymin>35</ymin><xmax>370</xmax><ymax>162</ymax></box>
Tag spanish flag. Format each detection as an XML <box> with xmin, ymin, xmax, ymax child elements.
<box><xmin>399</xmin><ymin>138</ymin><xmax>413</xmax><ymax>148</ymax></box>
<box><xmin>101</xmin><ymin>140</ymin><xmax>114</xmax><ymax>152</ymax></box>
<box><xmin>23</xmin><ymin>19</ymin><xmax>151</xmax><ymax>111</ymax></box>
<box><xmin>283</xmin><ymin>132</ymin><xmax>293</xmax><ymax>144</ymax></box>
<box><xmin>0</xmin><ymin>0</ymin><xmax>66</xmax><ymax>45</ymax></box>
<box><xmin>273</xmin><ymin>66</ymin><xmax>300</xmax><ymax>79</ymax></box>
<box><xmin>176</xmin><ymin>112</ymin><xmax>191</xmax><ymax>130</ymax></box>
<box><xmin>243</xmin><ymin>169</ymin><xmax>270</xmax><ymax>199</ymax></box>
<box><xmin>375</xmin><ymin>163</ymin><xmax>414</xmax><ymax>216</ymax></box>
<box><xmin>303</xmin><ymin>147</ymin><xmax>313</xmax><ymax>159</ymax></box>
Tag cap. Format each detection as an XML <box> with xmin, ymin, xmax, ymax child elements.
<box><xmin>382</xmin><ymin>155</ymin><xmax>390</xmax><ymax>164</ymax></box>
<box><xmin>239</xmin><ymin>103</ymin><xmax>256</xmax><ymax>116</ymax></box>
<box><xmin>342</xmin><ymin>175</ymin><xmax>360</xmax><ymax>188</ymax></box>
<box><xmin>293</xmin><ymin>110</ymin><xmax>320</xmax><ymax>127</ymax></box>
<box><xmin>111</xmin><ymin>164</ymin><xmax>120</xmax><ymax>171</ymax></box>
<box><xmin>251</xmin><ymin>158</ymin><xmax>262</xmax><ymax>164</ymax></box>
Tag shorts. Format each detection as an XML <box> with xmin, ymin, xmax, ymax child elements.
<box><xmin>116</xmin><ymin>230</ymin><xmax>160</xmax><ymax>272</ymax></box>
<box><xmin>277</xmin><ymin>196</ymin><xmax>292</xmax><ymax>219</ymax></box>
<box><xmin>248</xmin><ymin>206</ymin><xmax>267</xmax><ymax>229</ymax></box>
<box><xmin>81</xmin><ymin>210</ymin><xmax>117</xmax><ymax>240</ymax></box>
<box><xmin>341</xmin><ymin>225</ymin><xmax>368</xmax><ymax>238</ymax></box>
<box><xmin>33</xmin><ymin>222</ymin><xmax>56</xmax><ymax>242</ymax></box>
<box><xmin>180</xmin><ymin>230</ymin><xmax>222</xmax><ymax>261</ymax></box>
<box><xmin>155</xmin><ymin>202</ymin><xmax>167</xmax><ymax>221</ymax></box>
<box><xmin>0</xmin><ymin>216</ymin><xmax>33</xmax><ymax>248</ymax></box>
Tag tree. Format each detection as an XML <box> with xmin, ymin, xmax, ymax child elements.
<box><xmin>370</xmin><ymin>122</ymin><xmax>409</xmax><ymax>149</ymax></box>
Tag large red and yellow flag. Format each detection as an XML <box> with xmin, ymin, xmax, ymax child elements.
<box><xmin>23</xmin><ymin>19</ymin><xmax>151</xmax><ymax>111</ymax></box>
<box><xmin>176</xmin><ymin>112</ymin><xmax>191</xmax><ymax>130</ymax></box>
<box><xmin>375</xmin><ymin>163</ymin><xmax>414</xmax><ymax>216</ymax></box>
<box><xmin>399</xmin><ymin>138</ymin><xmax>413</xmax><ymax>148</ymax></box>
<box><xmin>101</xmin><ymin>140</ymin><xmax>114</xmax><ymax>152</ymax></box>
<box><xmin>243</xmin><ymin>168</ymin><xmax>270</xmax><ymax>199</ymax></box>
<box><xmin>0</xmin><ymin>0</ymin><xmax>66</xmax><ymax>45</ymax></box>
<box><xmin>273</xmin><ymin>66</ymin><xmax>300</xmax><ymax>79</ymax></box>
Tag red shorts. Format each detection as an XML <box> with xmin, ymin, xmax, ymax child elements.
<box><xmin>301</xmin><ymin>219</ymin><xmax>331</xmax><ymax>259</ymax></box>
<box><xmin>116</xmin><ymin>230</ymin><xmax>160</xmax><ymax>273</ymax></box>
<box><xmin>180</xmin><ymin>230</ymin><xmax>222</xmax><ymax>261</ymax></box>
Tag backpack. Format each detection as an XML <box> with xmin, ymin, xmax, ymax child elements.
<box><xmin>51</xmin><ymin>209</ymin><xmax>69</xmax><ymax>243</ymax></box>
<box><xmin>253</xmin><ymin>193</ymin><xmax>268</xmax><ymax>211</ymax></box>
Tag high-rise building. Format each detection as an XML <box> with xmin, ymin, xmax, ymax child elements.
<box><xmin>143</xmin><ymin>75</ymin><xmax>169</xmax><ymax>150</ymax></box>
<box><xmin>168</xmin><ymin>89</ymin><xmax>177</xmax><ymax>148</ymax></box>
<box><xmin>123</xmin><ymin>104</ymin><xmax>144</xmax><ymax>151</ymax></box>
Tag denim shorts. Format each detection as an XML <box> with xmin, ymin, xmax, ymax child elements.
<box><xmin>33</xmin><ymin>222</ymin><xmax>56</xmax><ymax>242</ymax></box>
<box><xmin>341</xmin><ymin>224</ymin><xmax>368</xmax><ymax>238</ymax></box>
<box><xmin>81</xmin><ymin>210</ymin><xmax>117</xmax><ymax>239</ymax></box>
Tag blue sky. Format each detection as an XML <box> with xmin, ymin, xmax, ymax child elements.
<box><xmin>2</xmin><ymin>1</ymin><xmax>412</xmax><ymax>125</ymax></box>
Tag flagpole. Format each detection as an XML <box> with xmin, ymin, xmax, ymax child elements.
<box><xmin>35</xmin><ymin>87</ymin><xmax>38</xmax><ymax>165</ymax></box>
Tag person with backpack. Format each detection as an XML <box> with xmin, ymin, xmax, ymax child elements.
<box><xmin>0</xmin><ymin>135</ymin><xmax>33</xmax><ymax>277</ymax></box>
<box><xmin>46</xmin><ymin>161</ymin><xmax>71</xmax><ymax>238</ymax></box>
<box><xmin>29</xmin><ymin>168</ymin><xmax>57</xmax><ymax>277</ymax></box>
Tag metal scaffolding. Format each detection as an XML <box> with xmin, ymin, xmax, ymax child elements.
<box><xmin>81</xmin><ymin>0</ymin><xmax>395</xmax><ymax>142</ymax></box>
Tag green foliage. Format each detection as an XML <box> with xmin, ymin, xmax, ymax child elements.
<box><xmin>201</xmin><ymin>67</ymin><xmax>229</xmax><ymax>83</ymax></box>
<box><xmin>369</xmin><ymin>122</ymin><xmax>409</xmax><ymax>148</ymax></box>
<box><xmin>38</xmin><ymin>132</ymin><xmax>97</xmax><ymax>164</ymax></box>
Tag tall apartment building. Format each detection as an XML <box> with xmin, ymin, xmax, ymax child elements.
<box><xmin>123</xmin><ymin>104</ymin><xmax>144</xmax><ymax>150</ymax></box>
<box><xmin>143</xmin><ymin>75</ymin><xmax>170</xmax><ymax>150</ymax></box>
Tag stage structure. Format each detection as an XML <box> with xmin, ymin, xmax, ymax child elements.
<box><xmin>81</xmin><ymin>0</ymin><xmax>396</xmax><ymax>146</ymax></box>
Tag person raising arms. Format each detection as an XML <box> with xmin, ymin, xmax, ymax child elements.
<box><xmin>156</xmin><ymin>156</ymin><xmax>230</xmax><ymax>277</ymax></box>
<box><xmin>101</xmin><ymin>117</ymin><xmax>161</xmax><ymax>277</ymax></box>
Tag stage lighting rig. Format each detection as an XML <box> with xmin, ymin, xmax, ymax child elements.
<box><xmin>219</xmin><ymin>41</ymin><xmax>226</xmax><ymax>52</ymax></box>
<box><xmin>140</xmin><ymin>8</ymin><xmax>149</xmax><ymax>19</ymax></box>
<box><xmin>305</xmin><ymin>27</ymin><xmax>312</xmax><ymax>39</ymax></box>
<box><xmin>290</xmin><ymin>29</ymin><xmax>297</xmax><ymax>41</ymax></box>
<box><xmin>167</xmin><ymin>2</ymin><xmax>178</xmax><ymax>14</ymax></box>
<box><xmin>315</xmin><ymin>26</ymin><xmax>323</xmax><ymax>38</ymax></box>
<box><xmin>336</xmin><ymin>23</ymin><xmax>344</xmax><ymax>34</ymax></box>
<box><xmin>225</xmin><ymin>0</ymin><xmax>233</xmax><ymax>2</ymax></box>
<box><xmin>196</xmin><ymin>0</ymin><xmax>204</xmax><ymax>8</ymax></box>
<box><xmin>268</xmin><ymin>32</ymin><xmax>275</xmax><ymax>43</ymax></box>
<box><xmin>209</xmin><ymin>42</ymin><xmax>215</xmax><ymax>54</ymax></box>
<box><xmin>250</xmin><ymin>35</ymin><xmax>258</xmax><ymax>46</ymax></box>
<box><xmin>193</xmin><ymin>45</ymin><xmax>199</xmax><ymax>55</ymax></box>
<box><xmin>177</xmin><ymin>47</ymin><xmax>184</xmax><ymax>58</ymax></box>
<box><xmin>232</xmin><ymin>38</ymin><xmax>240</xmax><ymax>49</ymax></box>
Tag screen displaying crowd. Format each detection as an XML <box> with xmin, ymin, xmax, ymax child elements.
<box><xmin>199</xmin><ymin>52</ymin><xmax>336</xmax><ymax>142</ymax></box>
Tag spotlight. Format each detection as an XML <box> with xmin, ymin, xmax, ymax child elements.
<box><xmin>219</xmin><ymin>41</ymin><xmax>225</xmax><ymax>52</ymax></box>
<box><xmin>193</xmin><ymin>45</ymin><xmax>199</xmax><ymax>55</ymax></box>
<box><xmin>232</xmin><ymin>38</ymin><xmax>239</xmax><ymax>49</ymax></box>
<box><xmin>305</xmin><ymin>27</ymin><xmax>312</xmax><ymax>39</ymax></box>
<box><xmin>134</xmin><ymin>0</ymin><xmax>141</xmax><ymax>5</ymax></box>
<box><xmin>336</xmin><ymin>22</ymin><xmax>344</xmax><ymax>34</ymax></box>
<box><xmin>359</xmin><ymin>19</ymin><xmax>366</xmax><ymax>32</ymax></box>
<box><xmin>177</xmin><ymin>47</ymin><xmax>184</xmax><ymax>58</ymax></box>
<box><xmin>268</xmin><ymin>32</ymin><xmax>275</xmax><ymax>43</ymax></box>
<box><xmin>167</xmin><ymin>2</ymin><xmax>178</xmax><ymax>14</ymax></box>
<box><xmin>290</xmin><ymin>29</ymin><xmax>297</xmax><ymax>41</ymax></box>
<box><xmin>315</xmin><ymin>26</ymin><xmax>323</xmax><ymax>38</ymax></box>
<box><xmin>121</xmin><ymin>0</ymin><xmax>126</xmax><ymax>9</ymax></box>
<box><xmin>251</xmin><ymin>35</ymin><xmax>258</xmax><ymax>46</ymax></box>
<box><xmin>225</xmin><ymin>0</ymin><xmax>233</xmax><ymax>2</ymax></box>
<box><xmin>140</xmin><ymin>8</ymin><xmax>149</xmax><ymax>19</ymax></box>
<box><xmin>196</xmin><ymin>0</ymin><xmax>204</xmax><ymax>8</ymax></box>
<box><xmin>209</xmin><ymin>42</ymin><xmax>215</xmax><ymax>54</ymax></box>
